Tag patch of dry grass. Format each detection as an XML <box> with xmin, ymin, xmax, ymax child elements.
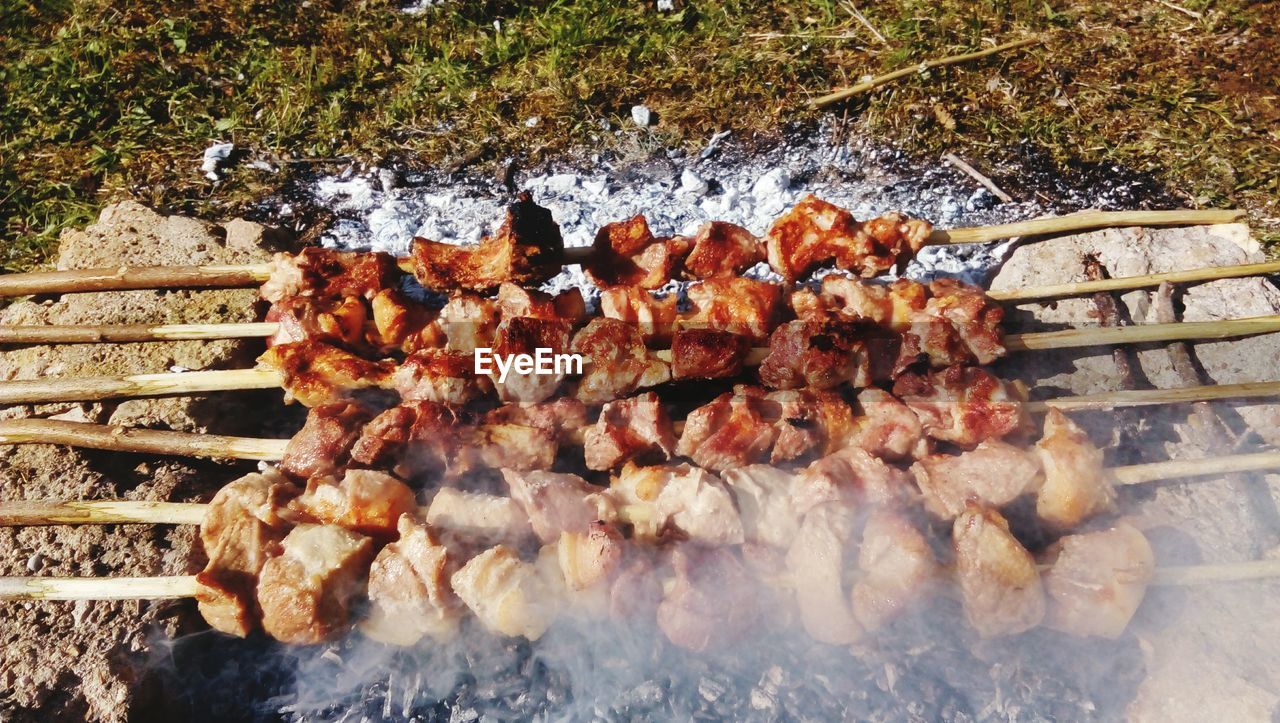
<box><xmin>3</xmin><ymin>0</ymin><xmax>1277</xmax><ymax>270</ymax></box>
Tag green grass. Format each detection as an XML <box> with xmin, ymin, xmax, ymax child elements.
<box><xmin>3</xmin><ymin>0</ymin><xmax>1278</xmax><ymax>271</ymax></box>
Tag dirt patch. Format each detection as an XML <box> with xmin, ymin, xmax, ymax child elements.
<box><xmin>0</xmin><ymin>202</ymin><xmax>283</xmax><ymax>721</ymax></box>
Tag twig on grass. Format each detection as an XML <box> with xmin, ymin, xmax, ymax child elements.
<box><xmin>942</xmin><ymin>153</ymin><xmax>1014</xmax><ymax>203</ymax></box>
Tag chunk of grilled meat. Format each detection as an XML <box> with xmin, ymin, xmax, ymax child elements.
<box><xmin>557</xmin><ymin>521</ymin><xmax>626</xmax><ymax>592</ymax></box>
<box><xmin>411</xmin><ymin>193</ymin><xmax>564</xmax><ymax>292</ymax></box>
<box><xmin>1035</xmin><ymin>409</ymin><xmax>1115</xmax><ymax>529</ymax></box>
<box><xmin>392</xmin><ymin>348</ymin><xmax>491</xmax><ymax>406</ymax></box>
<box><xmin>658</xmin><ymin>546</ymin><xmax>760</xmax><ymax>651</ymax></box>
<box><xmin>764</xmin><ymin>389</ymin><xmax>856</xmax><ymax>464</ymax></box>
<box><xmin>584</xmin><ymin>214</ymin><xmax>689</xmax><ymax>289</ymax></box>
<box><xmin>805</xmin><ymin>276</ymin><xmax>929</xmax><ymax>330</ymax></box>
<box><xmin>351</xmin><ymin>401</ymin><xmax>557</xmax><ymax>480</ymax></box>
<box><xmin>923</xmin><ymin>279</ymin><xmax>1006</xmax><ymax>365</ymax></box>
<box><xmin>490</xmin><ymin>316</ymin><xmax>575</xmax><ymax>403</ymax></box>
<box><xmin>482</xmin><ymin>398</ymin><xmax>588</xmax><ymax>445</ymax></box>
<box><xmin>262</xmin><ymin>247</ymin><xmax>401</xmax><ymax>303</ymax></box>
<box><xmin>670</xmin><ymin>328</ymin><xmax>750</xmax><ymax>380</ymax></box>
<box><xmin>676</xmin><ymin>388</ymin><xmax>777</xmax><ymax>471</ymax></box>
<box><xmin>758</xmin><ymin>320</ymin><xmax>872</xmax><ymax>391</ymax></box>
<box><xmin>911</xmin><ymin>441</ymin><xmax>1043</xmax><ymax>519</ymax></box>
<box><xmin>611</xmin><ymin>462</ymin><xmax>744</xmax><ymax>546</ymax></box>
<box><xmin>289</xmin><ymin>469</ymin><xmax>418</xmax><ymax>538</ymax></box>
<box><xmin>765</xmin><ymin>195</ymin><xmax>930</xmax><ymax>281</ymax></box>
<box><xmin>439</xmin><ymin>292</ymin><xmax>500</xmax><ymax>354</ymax></box>
<box><xmin>257</xmin><ymin>523</ymin><xmax>375</xmax><ymax>645</ymax></box>
<box><xmin>1042</xmin><ymin>522</ymin><xmax>1154</xmax><ymax>638</ymax></box>
<box><xmin>369</xmin><ymin>288</ymin><xmax>445</xmax><ymax>354</ymax></box>
<box><xmin>258</xmin><ymin>341</ymin><xmax>396</xmax><ymax>407</ymax></box>
<box><xmin>684</xmin><ymin>277</ymin><xmax>783</xmax><ymax>343</ymax></box>
<box><xmin>496</xmin><ymin>282</ymin><xmax>586</xmax><ymax>324</ymax></box>
<box><xmin>361</xmin><ymin>514</ymin><xmax>463</xmax><ymax>645</ymax></box>
<box><xmin>851</xmin><ymin>510</ymin><xmax>940</xmax><ymax>632</ymax></box>
<box><xmin>787</xmin><ymin>504</ymin><xmax>862</xmax><ymax>645</ymax></box>
<box><xmin>583</xmin><ymin>392</ymin><xmax>677</xmax><ymax>471</ymax></box>
<box><xmin>572</xmin><ymin>318</ymin><xmax>671</xmax><ymax>405</ymax></box>
<box><xmin>720</xmin><ymin>465</ymin><xmax>802</xmax><ymax>550</ymax></box>
<box><xmin>892</xmin><ymin>366</ymin><xmax>1030</xmax><ymax>448</ymax></box>
<box><xmin>265</xmin><ymin>295</ymin><xmax>369</xmax><ymax>351</ymax></box>
<box><xmin>794</xmin><ymin>446</ymin><xmax>917</xmax><ymax>515</ymax></box>
<box><xmin>280</xmin><ymin>401</ymin><xmax>378</xmax><ymax>480</ymax></box>
<box><xmin>451</xmin><ymin>545</ymin><xmax>558</xmax><ymax>640</ymax></box>
<box><xmin>848</xmin><ymin>388</ymin><xmax>929</xmax><ymax>461</ymax></box>
<box><xmin>599</xmin><ymin>286</ymin><xmax>678</xmax><ymax>344</ymax></box>
<box><xmin>426</xmin><ymin>488</ymin><xmax>535</xmax><ymax>549</ymax></box>
<box><xmin>195</xmin><ymin>470</ymin><xmax>301</xmax><ymax>637</ymax></box>
<box><xmin>502</xmin><ymin>469</ymin><xmax>616</xmax><ymax>544</ymax></box>
<box><xmin>953</xmin><ymin>506</ymin><xmax>1046</xmax><ymax>638</ymax></box>
<box><xmin>682</xmin><ymin>221</ymin><xmax>765</xmax><ymax>278</ymax></box>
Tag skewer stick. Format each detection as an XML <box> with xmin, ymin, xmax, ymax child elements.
<box><xmin>0</xmin><ymin>211</ymin><xmax>1246</xmax><ymax>299</ymax></box>
<box><xmin>0</xmin><ymin>322</ymin><xmax>280</xmax><ymax>345</ymax></box>
<box><xmin>0</xmin><ymin>380</ymin><xmax>1274</xmax><ymax>462</ymax></box>
<box><xmin>0</xmin><ymin>575</ymin><xmax>199</xmax><ymax>600</ymax></box>
<box><xmin>0</xmin><ymin>419</ymin><xmax>289</xmax><ymax>460</ymax></box>
<box><xmin>4</xmin><ymin>315</ymin><xmax>1277</xmax><ymax>405</ymax></box>
<box><xmin>7</xmin><ymin>258</ymin><xmax>1278</xmax><ymax>345</ymax></box>
<box><xmin>5</xmin><ymin>556</ymin><xmax>1279</xmax><ymax>601</ymax></box>
<box><xmin>0</xmin><ymin>264</ymin><xmax>273</xmax><ymax>298</ymax></box>
<box><xmin>988</xmin><ymin>260</ymin><xmax>1280</xmax><ymax>303</ymax></box>
<box><xmin>1109</xmin><ymin>451</ymin><xmax>1280</xmax><ymax>486</ymax></box>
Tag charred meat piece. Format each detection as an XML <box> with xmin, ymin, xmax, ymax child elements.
<box><xmin>658</xmin><ymin>546</ymin><xmax>759</xmax><ymax>651</ymax></box>
<box><xmin>682</xmin><ymin>221</ymin><xmax>765</xmax><ymax>278</ymax></box>
<box><xmin>911</xmin><ymin>441</ymin><xmax>1043</xmax><ymax>519</ymax></box>
<box><xmin>610</xmin><ymin>462</ymin><xmax>744</xmax><ymax>545</ymax></box>
<box><xmin>764</xmin><ymin>388</ymin><xmax>856</xmax><ymax>463</ymax></box>
<box><xmin>1042</xmin><ymin>522</ymin><xmax>1154</xmax><ymax>638</ymax></box>
<box><xmin>262</xmin><ymin>248</ymin><xmax>400</xmax><ymax>303</ymax></box>
<box><xmin>787</xmin><ymin>504</ymin><xmax>862</xmax><ymax>645</ymax></box>
<box><xmin>721</xmin><ymin>465</ymin><xmax>801</xmax><ymax>550</ymax></box>
<box><xmin>257</xmin><ymin>523</ymin><xmax>375</xmax><ymax>644</ymax></box>
<box><xmin>195</xmin><ymin>470</ymin><xmax>301</xmax><ymax>637</ymax></box>
<box><xmin>411</xmin><ymin>193</ymin><xmax>564</xmax><ymax>292</ymax></box>
<box><xmin>759</xmin><ymin>320</ymin><xmax>872</xmax><ymax>391</ymax></box>
<box><xmin>893</xmin><ymin>366</ymin><xmax>1030</xmax><ymax>448</ymax></box>
<box><xmin>572</xmin><ymin>318</ymin><xmax>671</xmax><ymax>405</ymax></box>
<box><xmin>1035</xmin><ymin>409</ymin><xmax>1115</xmax><ymax>529</ymax></box>
<box><xmin>924</xmin><ymin>279</ymin><xmax>1006</xmax><ymax>365</ymax></box>
<box><xmin>482</xmin><ymin>398</ymin><xmax>588</xmax><ymax>445</ymax></box>
<box><xmin>392</xmin><ymin>348</ymin><xmax>491</xmax><ymax>406</ymax></box>
<box><xmin>369</xmin><ymin>288</ymin><xmax>443</xmax><ymax>354</ymax></box>
<box><xmin>490</xmin><ymin>316</ymin><xmax>575</xmax><ymax>403</ymax></box>
<box><xmin>258</xmin><ymin>341</ymin><xmax>396</xmax><ymax>407</ymax></box>
<box><xmin>670</xmin><ymin>329</ymin><xmax>750</xmax><ymax>381</ymax></box>
<box><xmin>794</xmin><ymin>446</ymin><xmax>916</xmax><ymax>516</ymax></box>
<box><xmin>289</xmin><ymin>469</ymin><xmax>418</xmax><ymax>538</ymax></box>
<box><xmin>280</xmin><ymin>401</ymin><xmax>377</xmax><ymax>479</ymax></box>
<box><xmin>439</xmin><ymin>292</ymin><xmax>500</xmax><ymax>354</ymax></box>
<box><xmin>496</xmin><ymin>282</ymin><xmax>586</xmax><ymax>324</ymax></box>
<box><xmin>765</xmin><ymin>196</ymin><xmax>930</xmax><ymax>281</ymax></box>
<box><xmin>502</xmin><ymin>469</ymin><xmax>616</xmax><ymax>544</ymax></box>
<box><xmin>426</xmin><ymin>488</ymin><xmax>535</xmax><ymax>548</ymax></box>
<box><xmin>350</xmin><ymin>401</ymin><xmax>461</xmax><ymax>480</ymax></box>
<box><xmin>599</xmin><ymin>286</ymin><xmax>678</xmax><ymax>344</ymax></box>
<box><xmin>265</xmin><ymin>295</ymin><xmax>368</xmax><ymax>351</ymax></box>
<box><xmin>848</xmin><ymin>387</ymin><xmax>928</xmax><ymax>461</ymax></box>
<box><xmin>851</xmin><ymin>510</ymin><xmax>939</xmax><ymax>631</ymax></box>
<box><xmin>361</xmin><ymin>514</ymin><xmax>463</xmax><ymax>645</ymax></box>
<box><xmin>584</xmin><ymin>392</ymin><xmax>678</xmax><ymax>471</ymax></box>
<box><xmin>953</xmin><ymin>505</ymin><xmax>1046</xmax><ymax>638</ymax></box>
<box><xmin>451</xmin><ymin>545</ymin><xmax>558</xmax><ymax>640</ymax></box>
<box><xmin>584</xmin><ymin>215</ymin><xmax>688</xmax><ymax>289</ymax></box>
<box><xmin>676</xmin><ymin>389</ymin><xmax>777</xmax><ymax>471</ymax></box>
<box><xmin>684</xmin><ymin>277</ymin><xmax>782</xmax><ymax>343</ymax></box>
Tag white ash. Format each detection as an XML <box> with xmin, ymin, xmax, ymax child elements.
<box><xmin>200</xmin><ymin>142</ymin><xmax>235</xmax><ymax>181</ymax></box>
<box><xmin>304</xmin><ymin>123</ymin><xmax>1172</xmax><ymax>293</ymax></box>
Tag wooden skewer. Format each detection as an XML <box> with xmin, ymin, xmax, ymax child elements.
<box><xmin>0</xmin><ymin>381</ymin><xmax>1275</xmax><ymax>462</ymax></box>
<box><xmin>7</xmin><ymin>259</ymin><xmax>1279</xmax><ymax>346</ymax></box>
<box><xmin>3</xmin><ymin>316</ymin><xmax>1277</xmax><ymax>406</ymax></box>
<box><xmin>5</xmin><ymin>556</ymin><xmax>1279</xmax><ymax>601</ymax></box>
<box><xmin>6</xmin><ymin>450</ymin><xmax>1280</xmax><ymax>528</ymax></box>
<box><xmin>0</xmin><ymin>211</ymin><xmax>1246</xmax><ymax>299</ymax></box>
